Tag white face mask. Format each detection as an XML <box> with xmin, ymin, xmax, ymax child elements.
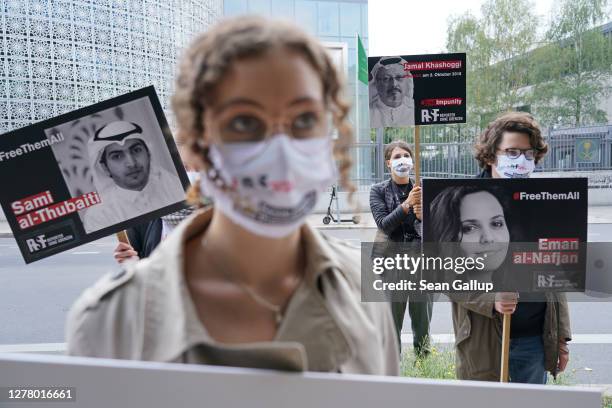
<box><xmin>391</xmin><ymin>157</ymin><xmax>413</xmax><ymax>178</ymax></box>
<box><xmin>200</xmin><ymin>135</ymin><xmax>336</xmax><ymax>238</ymax></box>
<box><xmin>495</xmin><ymin>154</ymin><xmax>535</xmax><ymax>178</ymax></box>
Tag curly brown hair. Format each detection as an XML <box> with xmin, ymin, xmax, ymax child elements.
<box><xmin>171</xmin><ymin>16</ymin><xmax>354</xmax><ymax>202</ymax></box>
<box><xmin>474</xmin><ymin>111</ymin><xmax>548</xmax><ymax>169</ymax></box>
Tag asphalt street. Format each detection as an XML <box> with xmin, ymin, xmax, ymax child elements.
<box><xmin>1</xmin><ymin>223</ymin><xmax>611</xmax><ymax>384</ymax></box>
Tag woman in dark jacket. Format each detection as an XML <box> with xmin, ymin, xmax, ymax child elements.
<box><xmin>369</xmin><ymin>140</ymin><xmax>432</xmax><ymax>357</ymax></box>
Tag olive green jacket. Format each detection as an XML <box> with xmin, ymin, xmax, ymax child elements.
<box><xmin>451</xmin><ymin>293</ymin><xmax>571</xmax><ymax>381</ymax></box>
<box><xmin>66</xmin><ymin>208</ymin><xmax>399</xmax><ymax>375</ymax></box>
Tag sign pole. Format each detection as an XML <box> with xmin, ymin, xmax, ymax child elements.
<box><xmin>500</xmin><ymin>313</ymin><xmax>511</xmax><ymax>382</ymax></box>
<box><xmin>376</xmin><ymin>128</ymin><xmax>385</xmax><ymax>182</ymax></box>
<box><xmin>414</xmin><ymin>125</ymin><xmax>421</xmax><ymax>184</ymax></box>
<box><xmin>116</xmin><ymin>230</ymin><xmax>130</xmax><ymax>244</ymax></box>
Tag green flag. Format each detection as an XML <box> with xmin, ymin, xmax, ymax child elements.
<box><xmin>357</xmin><ymin>35</ymin><xmax>368</xmax><ymax>85</ymax></box>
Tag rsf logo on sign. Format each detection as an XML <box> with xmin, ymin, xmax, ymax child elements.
<box><xmin>537</xmin><ymin>274</ymin><xmax>556</xmax><ymax>288</ymax></box>
<box><xmin>26</xmin><ymin>234</ymin><xmax>47</xmax><ymax>253</ymax></box>
<box><xmin>421</xmin><ymin>109</ymin><xmax>440</xmax><ymax>123</ymax></box>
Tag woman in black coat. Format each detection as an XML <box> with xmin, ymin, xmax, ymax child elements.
<box><xmin>369</xmin><ymin>140</ymin><xmax>432</xmax><ymax>357</ymax></box>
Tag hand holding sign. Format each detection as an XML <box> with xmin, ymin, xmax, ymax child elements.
<box><xmin>113</xmin><ymin>241</ymin><xmax>139</xmax><ymax>264</ymax></box>
<box><xmin>407</xmin><ymin>185</ymin><xmax>421</xmax><ymax>207</ymax></box>
<box><xmin>558</xmin><ymin>341</ymin><xmax>570</xmax><ymax>373</ymax></box>
<box><xmin>494</xmin><ymin>292</ymin><xmax>518</xmax><ymax>314</ymax></box>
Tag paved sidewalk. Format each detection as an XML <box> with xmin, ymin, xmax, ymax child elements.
<box><xmin>0</xmin><ymin>206</ymin><xmax>612</xmax><ymax>238</ymax></box>
<box><xmin>577</xmin><ymin>384</ymin><xmax>612</xmax><ymax>398</ymax></box>
<box><xmin>1</xmin><ymin>206</ymin><xmax>611</xmax><ymax>238</ymax></box>
<box><xmin>587</xmin><ymin>206</ymin><xmax>612</xmax><ymax>224</ymax></box>
<box><xmin>0</xmin><ymin>212</ymin><xmax>375</xmax><ymax>237</ymax></box>
<box><xmin>0</xmin><ymin>220</ymin><xmax>14</xmax><ymax>237</ymax></box>
<box><xmin>598</xmin><ymin>384</ymin><xmax>612</xmax><ymax>397</ymax></box>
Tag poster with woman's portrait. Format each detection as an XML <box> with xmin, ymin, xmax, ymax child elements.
<box><xmin>422</xmin><ymin>178</ymin><xmax>588</xmax><ymax>294</ymax></box>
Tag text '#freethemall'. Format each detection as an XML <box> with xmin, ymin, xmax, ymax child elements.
<box><xmin>0</xmin><ymin>133</ymin><xmax>64</xmax><ymax>162</ymax></box>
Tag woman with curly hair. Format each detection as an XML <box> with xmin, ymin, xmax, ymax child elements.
<box><xmin>447</xmin><ymin>112</ymin><xmax>571</xmax><ymax>383</ymax></box>
<box><xmin>66</xmin><ymin>16</ymin><xmax>399</xmax><ymax>375</ymax></box>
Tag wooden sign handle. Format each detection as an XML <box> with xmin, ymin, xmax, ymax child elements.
<box><xmin>115</xmin><ymin>230</ymin><xmax>130</xmax><ymax>245</ymax></box>
<box><xmin>414</xmin><ymin>125</ymin><xmax>421</xmax><ymax>185</ymax></box>
<box><xmin>500</xmin><ymin>313</ymin><xmax>511</xmax><ymax>382</ymax></box>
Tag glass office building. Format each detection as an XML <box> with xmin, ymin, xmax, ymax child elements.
<box><xmin>0</xmin><ymin>0</ymin><xmax>223</xmax><ymax>134</ymax></box>
<box><xmin>1</xmin><ymin>0</ymin><xmax>373</xmax><ymax>186</ymax></box>
<box><xmin>224</xmin><ymin>0</ymin><xmax>373</xmax><ymax>187</ymax></box>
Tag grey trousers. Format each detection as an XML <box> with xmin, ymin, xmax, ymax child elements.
<box><xmin>389</xmin><ymin>297</ymin><xmax>433</xmax><ymax>356</ymax></box>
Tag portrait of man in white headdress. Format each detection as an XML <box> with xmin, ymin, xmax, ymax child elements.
<box><xmin>369</xmin><ymin>56</ymin><xmax>415</xmax><ymax>128</ymax></box>
<box><xmin>82</xmin><ymin>119</ymin><xmax>185</xmax><ymax>233</ymax></box>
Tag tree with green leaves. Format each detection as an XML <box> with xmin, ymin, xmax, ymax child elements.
<box><xmin>446</xmin><ymin>0</ymin><xmax>539</xmax><ymax>130</ymax></box>
<box><xmin>532</xmin><ymin>0</ymin><xmax>611</xmax><ymax>127</ymax></box>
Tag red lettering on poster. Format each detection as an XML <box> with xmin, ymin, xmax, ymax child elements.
<box><xmin>421</xmin><ymin>98</ymin><xmax>463</xmax><ymax>107</ymax></box>
<box><xmin>11</xmin><ymin>190</ymin><xmax>54</xmax><ymax>215</ymax></box>
<box><xmin>16</xmin><ymin>192</ymin><xmax>102</xmax><ymax>230</ymax></box>
<box><xmin>403</xmin><ymin>60</ymin><xmax>462</xmax><ymax>71</ymax></box>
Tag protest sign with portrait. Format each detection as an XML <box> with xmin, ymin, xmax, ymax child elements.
<box><xmin>422</xmin><ymin>178</ymin><xmax>588</xmax><ymax>294</ymax></box>
<box><xmin>368</xmin><ymin>53</ymin><xmax>466</xmax><ymax>127</ymax></box>
<box><xmin>0</xmin><ymin>87</ymin><xmax>189</xmax><ymax>263</ymax></box>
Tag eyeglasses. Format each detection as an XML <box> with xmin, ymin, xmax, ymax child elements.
<box><xmin>500</xmin><ymin>148</ymin><xmax>536</xmax><ymax>160</ymax></box>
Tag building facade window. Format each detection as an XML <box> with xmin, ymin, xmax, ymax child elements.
<box><xmin>295</xmin><ymin>1</ymin><xmax>318</xmax><ymax>35</ymax></box>
<box><xmin>249</xmin><ymin>0</ymin><xmax>272</xmax><ymax>16</ymax></box>
<box><xmin>317</xmin><ymin>1</ymin><xmax>339</xmax><ymax>36</ymax></box>
<box><xmin>0</xmin><ymin>0</ymin><xmax>223</xmax><ymax>134</ymax></box>
<box><xmin>340</xmin><ymin>2</ymin><xmax>360</xmax><ymax>37</ymax></box>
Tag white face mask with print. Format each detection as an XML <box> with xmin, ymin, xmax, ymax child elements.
<box><xmin>200</xmin><ymin>135</ymin><xmax>336</xmax><ymax>238</ymax></box>
<box><xmin>495</xmin><ymin>154</ymin><xmax>535</xmax><ymax>178</ymax></box>
<box><xmin>391</xmin><ymin>157</ymin><xmax>413</xmax><ymax>178</ymax></box>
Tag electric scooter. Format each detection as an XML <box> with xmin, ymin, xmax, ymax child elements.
<box><xmin>322</xmin><ymin>185</ymin><xmax>360</xmax><ymax>225</ymax></box>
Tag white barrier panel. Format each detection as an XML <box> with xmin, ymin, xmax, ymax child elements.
<box><xmin>0</xmin><ymin>353</ymin><xmax>601</xmax><ymax>408</ymax></box>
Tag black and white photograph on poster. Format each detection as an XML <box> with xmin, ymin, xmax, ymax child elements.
<box><xmin>421</xmin><ymin>178</ymin><xmax>588</xmax><ymax>294</ymax></box>
<box><xmin>44</xmin><ymin>97</ymin><xmax>185</xmax><ymax>234</ymax></box>
<box><xmin>368</xmin><ymin>53</ymin><xmax>466</xmax><ymax>127</ymax></box>
<box><xmin>0</xmin><ymin>87</ymin><xmax>189</xmax><ymax>263</ymax></box>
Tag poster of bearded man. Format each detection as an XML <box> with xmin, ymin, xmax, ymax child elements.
<box><xmin>368</xmin><ymin>53</ymin><xmax>466</xmax><ymax>127</ymax></box>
